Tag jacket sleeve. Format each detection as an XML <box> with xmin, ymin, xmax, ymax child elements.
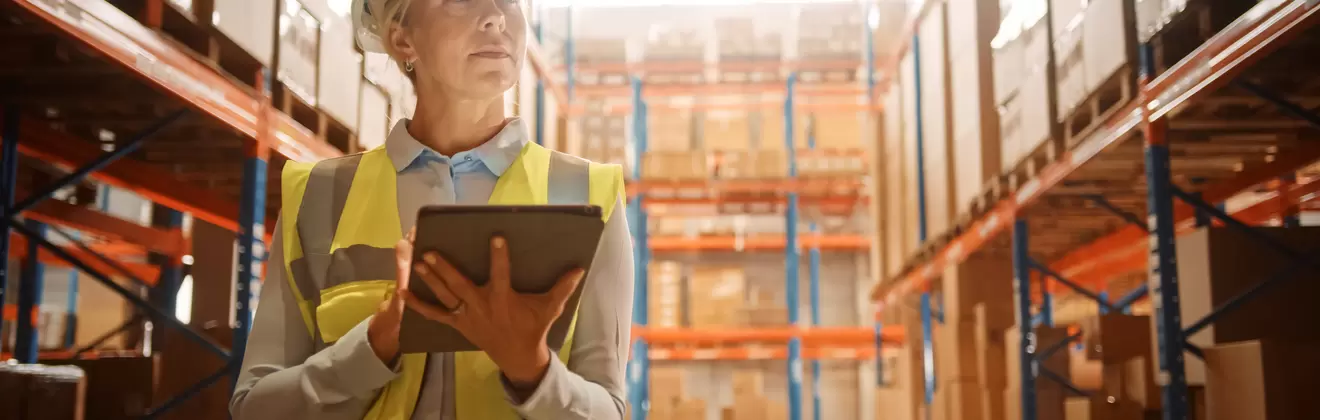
<box><xmin>230</xmin><ymin>219</ymin><xmax>400</xmax><ymax>419</ymax></box>
<box><xmin>503</xmin><ymin>197</ymin><xmax>634</xmax><ymax>420</ymax></box>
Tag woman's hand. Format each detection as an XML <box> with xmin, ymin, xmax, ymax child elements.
<box><xmin>400</xmin><ymin>236</ymin><xmax>585</xmax><ymax>388</ymax></box>
<box><xmin>366</xmin><ymin>231</ymin><xmax>415</xmax><ymax>364</ymax></box>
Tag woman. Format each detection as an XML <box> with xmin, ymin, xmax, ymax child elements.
<box><xmin>229</xmin><ymin>0</ymin><xmax>634</xmax><ymax>419</ymax></box>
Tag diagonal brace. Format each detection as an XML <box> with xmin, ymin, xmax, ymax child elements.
<box><xmin>1030</xmin><ymin>261</ymin><xmax>1117</xmax><ymax>313</ymax></box>
<box><xmin>1184</xmin><ymin>341</ymin><xmax>1205</xmax><ymax>361</ymax></box>
<box><xmin>1037</xmin><ymin>332</ymin><xmax>1083</xmax><ymax>361</ymax></box>
<box><xmin>9</xmin><ymin>220</ymin><xmax>229</xmax><ymax>359</ymax></box>
<box><xmin>1038</xmin><ymin>366</ymin><xmax>1090</xmax><ymax>397</ymax></box>
<box><xmin>73</xmin><ymin>313</ymin><xmax>144</xmax><ymax>357</ymax></box>
<box><xmin>1083</xmin><ymin>194</ymin><xmax>1150</xmax><ymax>232</ymax></box>
<box><xmin>143</xmin><ymin>359</ymin><xmax>236</xmax><ymax>419</ymax></box>
<box><xmin>1235</xmin><ymin>81</ymin><xmax>1320</xmax><ymax>130</ymax></box>
<box><xmin>1171</xmin><ymin>187</ymin><xmax>1320</xmax><ymax>271</ymax></box>
<box><xmin>12</xmin><ymin>109</ymin><xmax>189</xmax><ymax>214</ymax></box>
<box><xmin>1113</xmin><ymin>284</ymin><xmax>1149</xmax><ymax>312</ymax></box>
<box><xmin>1183</xmin><ymin>245</ymin><xmax>1320</xmax><ymax>337</ymax></box>
<box><xmin>47</xmin><ymin>224</ymin><xmax>152</xmax><ymax>288</ymax></box>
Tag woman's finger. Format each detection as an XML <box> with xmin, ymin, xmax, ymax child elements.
<box><xmin>423</xmin><ymin>252</ymin><xmax>483</xmax><ymax>305</ymax></box>
<box><xmin>395</xmin><ymin>237</ymin><xmax>413</xmax><ymax>292</ymax></box>
<box><xmin>400</xmin><ymin>289</ymin><xmax>458</xmax><ymax>325</ymax></box>
<box><xmin>544</xmin><ymin>268</ymin><xmax>586</xmax><ymax>312</ymax></box>
<box><xmin>488</xmin><ymin>236</ymin><xmax>511</xmax><ymax>294</ymax></box>
<box><xmin>414</xmin><ymin>262</ymin><xmax>463</xmax><ymax>311</ymax></box>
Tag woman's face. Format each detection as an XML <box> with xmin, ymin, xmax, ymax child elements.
<box><xmin>395</xmin><ymin>0</ymin><xmax>527</xmax><ymax>100</ymax></box>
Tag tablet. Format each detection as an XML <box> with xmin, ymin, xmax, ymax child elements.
<box><xmin>399</xmin><ymin>205</ymin><xmax>605</xmax><ymax>354</ymax></box>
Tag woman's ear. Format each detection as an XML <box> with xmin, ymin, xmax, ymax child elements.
<box><xmin>388</xmin><ymin>24</ymin><xmax>416</xmax><ymax>64</ymax></box>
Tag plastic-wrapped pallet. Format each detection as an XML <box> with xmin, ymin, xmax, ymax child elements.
<box><xmin>0</xmin><ymin>364</ymin><xmax>86</xmax><ymax>420</ymax></box>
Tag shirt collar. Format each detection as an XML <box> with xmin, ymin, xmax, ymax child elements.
<box><xmin>384</xmin><ymin>118</ymin><xmax>529</xmax><ymax>176</ymax></box>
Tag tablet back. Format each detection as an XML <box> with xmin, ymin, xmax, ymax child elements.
<box><xmin>400</xmin><ymin>205</ymin><xmax>605</xmax><ymax>354</ymax></box>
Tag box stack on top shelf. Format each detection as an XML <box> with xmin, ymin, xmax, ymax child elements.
<box><xmin>574</xmin><ymin>38</ymin><xmax>630</xmax><ymax>86</ymax></box>
<box><xmin>715</xmin><ymin>17</ymin><xmax>781</xmax><ymax>83</ymax></box>
<box><xmin>992</xmin><ymin>0</ymin><xmax>1058</xmax><ymax>181</ymax></box>
<box><xmin>643</xmin><ymin>109</ymin><xmax>705</xmax><ymax>182</ymax></box>
<box><xmin>917</xmin><ymin>2</ymin><xmax>956</xmax><ymax>242</ymax></box>
<box><xmin>1049</xmin><ymin>0</ymin><xmax>1138</xmax><ymax>148</ymax></box>
<box><xmin>644</xmin><ymin>23</ymin><xmax>707</xmax><ymax>85</ymax></box>
<box><xmin>796</xmin><ymin>2</ymin><xmax>863</xmax><ymax>82</ymax></box>
<box><xmin>948</xmin><ymin>0</ymin><xmax>1004</xmax><ymax>217</ymax></box>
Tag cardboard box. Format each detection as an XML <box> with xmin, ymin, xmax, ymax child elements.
<box><xmin>689</xmin><ymin>267</ymin><xmax>746</xmax><ymax>327</ymax></box>
<box><xmin>649</xmin><ymin>262</ymin><xmax>684</xmax><ymax>328</ymax></box>
<box><xmin>974</xmin><ymin>318</ymin><xmax>1009</xmax><ymax>387</ymax></box>
<box><xmin>934</xmin><ymin>380</ymin><xmax>984</xmax><ymax>420</ymax></box>
<box><xmin>703</xmin><ymin>114</ymin><xmax>751</xmax><ymax>150</ymax></box>
<box><xmin>1070</xmin><ymin>352</ymin><xmax>1103</xmax><ymax>391</ymax></box>
<box><xmin>730</xmin><ymin>395</ymin><xmax>787</xmax><ymax>420</ymax></box>
<box><xmin>1100</xmin><ymin>356</ymin><xmax>1160</xmax><ymax>410</ymax></box>
<box><xmin>1204</xmin><ymin>339</ymin><xmax>1320</xmax><ymax>420</ymax></box>
<box><xmin>981</xmin><ymin>387</ymin><xmax>1005</xmax><ymax>420</ymax></box>
<box><xmin>732</xmin><ymin>370</ymin><xmax>763</xmax><ymax>397</ymax></box>
<box><xmin>1006</xmin><ymin>388</ymin><xmax>1066</xmax><ymax>420</ymax></box>
<box><xmin>675</xmin><ymin>399</ymin><xmax>706</xmax><ymax>419</ymax></box>
<box><xmin>943</xmin><ymin>255</ymin><xmax>1015</xmax><ymax>322</ymax></box>
<box><xmin>642</xmin><ymin>151</ymin><xmax>708</xmax><ymax>181</ymax></box>
<box><xmin>918</xmin><ymin>3</ymin><xmax>955</xmax><ymax>239</ymax></box>
<box><xmin>650</xmin><ymin>367</ymin><xmax>686</xmax><ymax>408</ymax></box>
<box><xmin>877</xmin><ymin>386</ymin><xmax>921</xmax><ymax>420</ymax></box>
<box><xmin>1064</xmin><ymin>396</ymin><xmax>1143</xmax><ymax>420</ymax></box>
<box><xmin>948</xmin><ymin>0</ymin><xmax>1003</xmax><ymax>211</ymax></box>
<box><xmin>1081</xmin><ymin>315</ymin><xmax>1152</xmax><ymax>363</ymax></box>
<box><xmin>935</xmin><ymin>321</ymin><xmax>979</xmax><ymax>382</ymax></box>
<box><xmin>1173</xmin><ymin>227</ymin><xmax>1320</xmax><ymax>385</ymax></box>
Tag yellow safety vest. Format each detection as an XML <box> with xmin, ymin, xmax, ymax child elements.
<box><xmin>278</xmin><ymin>141</ymin><xmax>624</xmax><ymax>419</ymax></box>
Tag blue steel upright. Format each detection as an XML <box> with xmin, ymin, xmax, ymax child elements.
<box><xmin>533</xmin><ymin>8</ymin><xmax>545</xmax><ymax>146</ymax></box>
<box><xmin>0</xmin><ymin>108</ymin><xmax>20</xmax><ymax>344</ymax></box>
<box><xmin>910</xmin><ymin>31</ymin><xmax>935</xmax><ymax>411</ymax></box>
<box><xmin>1012</xmin><ymin>219</ymin><xmax>1037</xmax><ymax>420</ymax></box>
<box><xmin>234</xmin><ymin>150</ymin><xmax>267</xmax><ymax>368</ymax></box>
<box><xmin>16</xmin><ymin>220</ymin><xmax>47</xmax><ymax>363</ymax></box>
<box><xmin>784</xmin><ymin>72</ymin><xmax>804</xmax><ymax>420</ymax></box>
<box><xmin>806</xmin><ymin>116</ymin><xmax>823</xmax><ymax>420</ymax></box>
<box><xmin>625</xmin><ymin>77</ymin><xmax>650</xmax><ymax>420</ymax></box>
<box><xmin>1140</xmin><ymin>43</ymin><xmax>1189</xmax><ymax>420</ymax></box>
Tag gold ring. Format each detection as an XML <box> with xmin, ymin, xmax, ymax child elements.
<box><xmin>449</xmin><ymin>301</ymin><xmax>466</xmax><ymax>315</ymax></box>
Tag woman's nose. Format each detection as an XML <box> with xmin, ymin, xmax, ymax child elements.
<box><xmin>477</xmin><ymin>0</ymin><xmax>506</xmax><ymax>32</ymax></box>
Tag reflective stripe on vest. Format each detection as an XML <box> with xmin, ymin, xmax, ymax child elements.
<box><xmin>279</xmin><ymin>141</ymin><xmax>622</xmax><ymax>420</ymax></box>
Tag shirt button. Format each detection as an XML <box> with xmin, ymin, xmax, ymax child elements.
<box><xmin>464</xmin><ymin>155</ymin><xmax>472</xmax><ymax>161</ymax></box>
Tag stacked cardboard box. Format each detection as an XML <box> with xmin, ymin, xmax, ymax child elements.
<box><xmin>0</xmin><ymin>364</ymin><xmax>86</xmax><ymax>420</ymax></box>
<box><xmin>714</xmin><ymin>17</ymin><xmax>780</xmax><ymax>84</ymax></box>
<box><xmin>579</xmin><ymin>115</ymin><xmax>628</xmax><ymax>166</ymax></box>
<box><xmin>993</xmin><ymin>2</ymin><xmax>1056</xmax><ymax>171</ymax></box>
<box><xmin>973</xmin><ymin>303</ymin><xmax>1015</xmax><ymax>420</ymax></box>
<box><xmin>703</xmin><ymin>113</ymin><xmax>753</xmax><ymax>150</ymax></box>
<box><xmin>642</xmin><ymin>151</ymin><xmax>708</xmax><ymax>181</ymax></box>
<box><xmin>726</xmin><ymin>370</ymin><xmax>787</xmax><ymax>420</ymax></box>
<box><xmin>719</xmin><ymin>151</ymin><xmax>787</xmax><ymax>180</ymax></box>
<box><xmin>649</xmin><ymin>367</ymin><xmax>709</xmax><ymax>420</ymax></box>
<box><xmin>931</xmin><ymin>254</ymin><xmax>1015</xmax><ymax>420</ymax></box>
<box><xmin>650</xmin><ymin>113</ymin><xmax>695</xmax><ymax>151</ymax></box>
<box><xmin>796</xmin><ymin>3</ymin><xmax>864</xmax><ymax>59</ymax></box>
<box><xmin>1204</xmin><ymin>339</ymin><xmax>1320</xmax><ymax>420</ymax></box>
<box><xmin>1050</xmin><ymin>0</ymin><xmax>1136</xmax><ymax>132</ymax></box>
<box><xmin>689</xmin><ymin>267</ymin><xmax>746</xmax><ymax>327</ymax></box>
<box><xmin>948</xmin><ymin>0</ymin><xmax>1004</xmax><ymax>211</ymax></box>
<box><xmin>742</xmin><ymin>286</ymin><xmax>787</xmax><ymax>327</ymax></box>
<box><xmin>1064</xmin><ymin>315</ymin><xmax>1159</xmax><ymax>420</ymax></box>
<box><xmin>649</xmin><ymin>261</ymin><xmax>684</xmax><ymax>328</ymax></box>
<box><xmin>797</xmin><ymin>151</ymin><xmax>866</xmax><ymax>179</ymax></box>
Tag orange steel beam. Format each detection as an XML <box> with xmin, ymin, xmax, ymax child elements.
<box><xmin>565</xmin><ymin>59</ymin><xmax>865</xmax><ymax>74</ymax></box>
<box><xmin>9</xmin><ymin>233</ymin><xmax>161</xmax><ymax>285</ymax></box>
<box><xmin>649</xmin><ymin>234</ymin><xmax>870</xmax><ymax>252</ymax></box>
<box><xmin>648</xmin><ymin>346</ymin><xmax>878</xmax><ymax>361</ymax></box>
<box><xmin>634</xmin><ymin>326</ymin><xmax>904</xmax><ymax>345</ymax></box>
<box><xmin>1051</xmin><ymin>178</ymin><xmax>1320</xmax><ymax>293</ymax></box>
<box><xmin>628</xmin><ymin>179</ymin><xmax>866</xmax><ymax>196</ymax></box>
<box><xmin>642</xmin><ymin>195</ymin><xmax>866</xmax><ymax>207</ymax></box>
<box><xmin>9</xmin><ymin>0</ymin><xmax>341</xmax><ymax>163</ymax></box>
<box><xmin>568</xmin><ymin>101</ymin><xmax>881</xmax><ymax>116</ymax></box>
<box><xmin>870</xmin><ymin>0</ymin><xmax>1320</xmax><ymax>304</ymax></box>
<box><xmin>576</xmin><ymin>82</ymin><xmax>866</xmax><ymax>98</ymax></box>
<box><xmin>24</xmin><ymin>193</ymin><xmax>188</xmax><ymax>259</ymax></box>
<box><xmin>17</xmin><ymin>119</ymin><xmax>242</xmax><ymax>233</ymax></box>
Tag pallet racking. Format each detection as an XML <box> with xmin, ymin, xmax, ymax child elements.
<box><xmin>0</xmin><ymin>0</ymin><xmax>560</xmax><ymax>415</ymax></box>
<box><xmin>871</xmin><ymin>1</ymin><xmax>1320</xmax><ymax>419</ymax></box>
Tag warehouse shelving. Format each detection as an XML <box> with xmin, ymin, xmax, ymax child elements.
<box><xmin>596</xmin><ymin>3</ymin><xmax>889</xmax><ymax>416</ymax></box>
<box><xmin>0</xmin><ymin>0</ymin><xmax>563</xmax><ymax>414</ymax></box>
<box><xmin>870</xmin><ymin>1</ymin><xmax>1320</xmax><ymax>419</ymax></box>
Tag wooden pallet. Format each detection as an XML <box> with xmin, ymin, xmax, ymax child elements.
<box><xmin>112</xmin><ymin>0</ymin><xmax>265</xmax><ymax>90</ymax></box>
<box><xmin>273</xmin><ymin>82</ymin><xmax>357</xmax><ymax>153</ymax></box>
<box><xmin>797</xmin><ymin>68</ymin><xmax>857</xmax><ymax>84</ymax></box>
<box><xmin>1063</xmin><ymin>65</ymin><xmax>1136</xmax><ymax>149</ymax></box>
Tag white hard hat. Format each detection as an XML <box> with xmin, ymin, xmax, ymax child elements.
<box><xmin>352</xmin><ymin>0</ymin><xmax>388</xmax><ymax>54</ymax></box>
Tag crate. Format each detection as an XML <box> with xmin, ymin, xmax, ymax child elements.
<box><xmin>917</xmin><ymin>3</ymin><xmax>956</xmax><ymax>244</ymax></box>
<box><xmin>701</xmin><ymin>112</ymin><xmax>752</xmax><ymax>150</ymax></box>
<box><xmin>274</xmin><ymin>0</ymin><xmax>320</xmax><ymax>107</ymax></box>
<box><xmin>1051</xmin><ymin>0</ymin><xmax>1139</xmax><ymax>148</ymax></box>
<box><xmin>949</xmin><ymin>0</ymin><xmax>1003</xmax><ymax>215</ymax></box>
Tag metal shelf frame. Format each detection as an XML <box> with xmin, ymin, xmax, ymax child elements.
<box><xmin>873</xmin><ymin>1</ymin><xmax>1320</xmax><ymax>420</ymax></box>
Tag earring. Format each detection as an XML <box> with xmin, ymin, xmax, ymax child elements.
<box><xmin>405</xmin><ymin>60</ymin><xmax>415</xmax><ymax>72</ymax></box>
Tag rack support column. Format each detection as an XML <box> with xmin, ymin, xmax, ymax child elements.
<box><xmin>626</xmin><ymin>77</ymin><xmax>650</xmax><ymax>420</ymax></box>
<box><xmin>0</xmin><ymin>107</ymin><xmax>20</xmax><ymax>344</ymax></box>
<box><xmin>1141</xmin><ymin>43</ymin><xmax>1189</xmax><ymax>420</ymax></box>
<box><xmin>784</xmin><ymin>73</ymin><xmax>804</xmax><ymax>420</ymax></box>
<box><xmin>1012</xmin><ymin>219</ymin><xmax>1037</xmax><ymax>420</ymax></box>
<box><xmin>16</xmin><ymin>219</ymin><xmax>47</xmax><ymax>363</ymax></box>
